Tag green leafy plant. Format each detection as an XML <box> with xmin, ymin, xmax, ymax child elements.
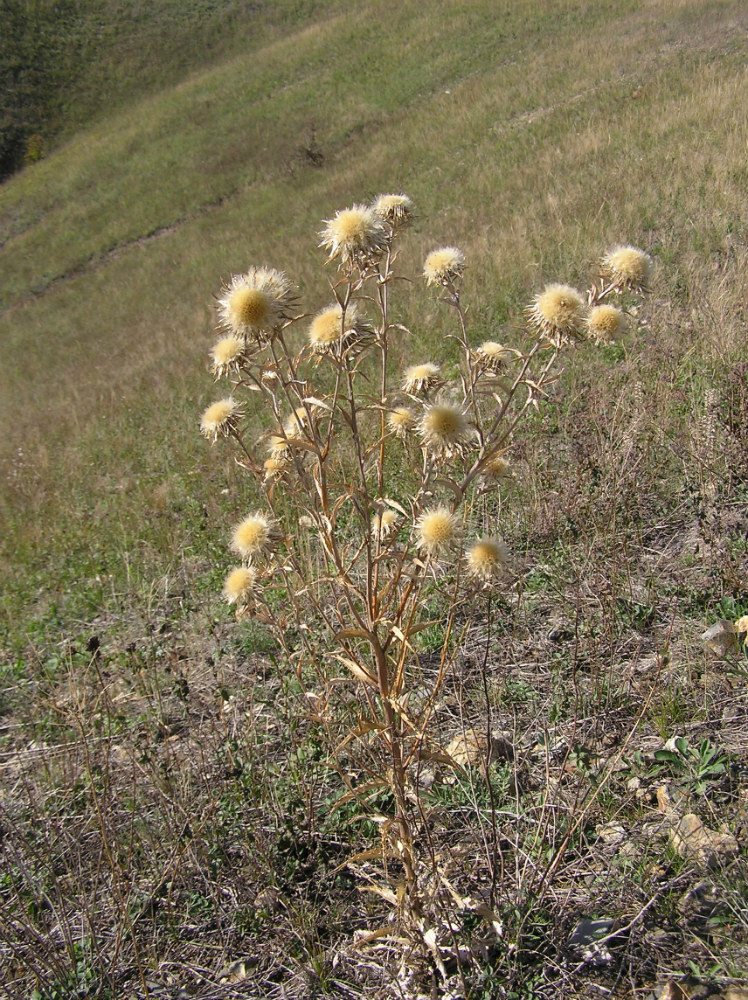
<box><xmin>652</xmin><ymin>737</ymin><xmax>730</xmax><ymax>795</ymax></box>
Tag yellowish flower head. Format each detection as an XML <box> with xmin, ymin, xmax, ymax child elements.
<box><xmin>200</xmin><ymin>397</ymin><xmax>242</xmax><ymax>443</ymax></box>
<box><xmin>388</xmin><ymin>406</ymin><xmax>417</xmax><ymax>439</ymax></box>
<box><xmin>223</xmin><ymin>566</ymin><xmax>257</xmax><ymax>606</ymax></box>
<box><xmin>263</xmin><ymin>456</ymin><xmax>288</xmax><ymax>482</ymax></box>
<box><xmin>372</xmin><ymin>509</ymin><xmax>400</xmax><ymax>539</ymax></box>
<box><xmin>268</xmin><ymin>434</ymin><xmax>290</xmax><ymax>460</ymax></box>
<box><xmin>527</xmin><ymin>283</ymin><xmax>586</xmax><ymax>344</ymax></box>
<box><xmin>418</xmin><ymin>404</ymin><xmax>473</xmax><ymax>459</ymax></box>
<box><xmin>210</xmin><ymin>335</ymin><xmax>247</xmax><ymax>377</ymax></box>
<box><xmin>472</xmin><ymin>340</ymin><xmax>515</xmax><ymax>373</ymax></box>
<box><xmin>735</xmin><ymin>615</ymin><xmax>748</xmax><ymax>637</ymax></box>
<box><xmin>217</xmin><ymin>267</ymin><xmax>296</xmax><ymax>339</ymax></box>
<box><xmin>402</xmin><ymin>362</ymin><xmax>442</xmax><ymax>395</ymax></box>
<box><xmin>283</xmin><ymin>405</ymin><xmax>313</xmax><ymax>439</ymax></box>
<box><xmin>587</xmin><ymin>304</ymin><xmax>626</xmax><ymax>343</ymax></box>
<box><xmin>423</xmin><ymin>246</ymin><xmax>466</xmax><ymax>286</ymax></box>
<box><xmin>601</xmin><ymin>245</ymin><xmax>653</xmax><ymax>292</ymax></box>
<box><xmin>482</xmin><ymin>454</ymin><xmax>511</xmax><ymax>482</ymax></box>
<box><xmin>230</xmin><ymin>513</ymin><xmax>278</xmax><ymax>561</ymax></box>
<box><xmin>372</xmin><ymin>193</ymin><xmax>413</xmax><ymax>226</ymax></box>
<box><xmin>416</xmin><ymin>506</ymin><xmax>461</xmax><ymax>557</ymax></box>
<box><xmin>319</xmin><ymin>204</ymin><xmax>388</xmax><ymax>267</ymax></box>
<box><xmin>307</xmin><ymin>302</ymin><xmax>368</xmax><ymax>353</ymax></box>
<box><xmin>466</xmin><ymin>536</ymin><xmax>509</xmax><ymax>584</ymax></box>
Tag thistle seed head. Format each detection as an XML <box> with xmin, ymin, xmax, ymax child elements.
<box><xmin>388</xmin><ymin>406</ymin><xmax>417</xmax><ymax>439</ymax></box>
<box><xmin>527</xmin><ymin>283</ymin><xmax>586</xmax><ymax>345</ymax></box>
<box><xmin>217</xmin><ymin>267</ymin><xmax>296</xmax><ymax>341</ymax></box>
<box><xmin>200</xmin><ymin>397</ymin><xmax>242</xmax><ymax>443</ymax></box>
<box><xmin>223</xmin><ymin>566</ymin><xmax>257</xmax><ymax>606</ymax></box>
<box><xmin>319</xmin><ymin>204</ymin><xmax>389</xmax><ymax>268</ymax></box>
<box><xmin>418</xmin><ymin>404</ymin><xmax>473</xmax><ymax>460</ymax></box>
<box><xmin>415</xmin><ymin>506</ymin><xmax>461</xmax><ymax>557</ymax></box>
<box><xmin>587</xmin><ymin>304</ymin><xmax>626</xmax><ymax>344</ymax></box>
<box><xmin>601</xmin><ymin>245</ymin><xmax>653</xmax><ymax>293</ymax></box>
<box><xmin>230</xmin><ymin>513</ymin><xmax>279</xmax><ymax>562</ymax></box>
<box><xmin>423</xmin><ymin>246</ymin><xmax>466</xmax><ymax>286</ymax></box>
<box><xmin>402</xmin><ymin>362</ymin><xmax>443</xmax><ymax>396</ymax></box>
<box><xmin>465</xmin><ymin>536</ymin><xmax>509</xmax><ymax>584</ymax></box>
<box><xmin>210</xmin><ymin>335</ymin><xmax>247</xmax><ymax>377</ymax></box>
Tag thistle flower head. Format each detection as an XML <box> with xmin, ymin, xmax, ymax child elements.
<box><xmin>268</xmin><ymin>434</ymin><xmax>290</xmax><ymax>460</ymax></box>
<box><xmin>587</xmin><ymin>304</ymin><xmax>626</xmax><ymax>344</ymax></box>
<box><xmin>372</xmin><ymin>509</ymin><xmax>400</xmax><ymax>539</ymax></box>
<box><xmin>418</xmin><ymin>404</ymin><xmax>473</xmax><ymax>459</ymax></box>
<box><xmin>527</xmin><ymin>283</ymin><xmax>586</xmax><ymax>345</ymax></box>
<box><xmin>372</xmin><ymin>193</ymin><xmax>413</xmax><ymax>227</ymax></box>
<box><xmin>481</xmin><ymin>454</ymin><xmax>512</xmax><ymax>483</ymax></box>
<box><xmin>217</xmin><ymin>267</ymin><xmax>296</xmax><ymax>340</ymax></box>
<box><xmin>210</xmin><ymin>335</ymin><xmax>247</xmax><ymax>377</ymax></box>
<box><xmin>415</xmin><ymin>506</ymin><xmax>461</xmax><ymax>558</ymax></box>
<box><xmin>230</xmin><ymin>513</ymin><xmax>279</xmax><ymax>561</ymax></box>
<box><xmin>319</xmin><ymin>204</ymin><xmax>388</xmax><ymax>268</ymax></box>
<box><xmin>388</xmin><ymin>406</ymin><xmax>417</xmax><ymax>439</ymax></box>
<box><xmin>223</xmin><ymin>566</ymin><xmax>257</xmax><ymax>607</ymax></box>
<box><xmin>601</xmin><ymin>245</ymin><xmax>653</xmax><ymax>292</ymax></box>
<box><xmin>423</xmin><ymin>246</ymin><xmax>466</xmax><ymax>286</ymax></box>
<box><xmin>283</xmin><ymin>405</ymin><xmax>313</xmax><ymax>439</ymax></box>
<box><xmin>307</xmin><ymin>302</ymin><xmax>370</xmax><ymax>354</ymax></box>
<box><xmin>471</xmin><ymin>340</ymin><xmax>515</xmax><ymax>373</ymax></box>
<box><xmin>263</xmin><ymin>456</ymin><xmax>288</xmax><ymax>482</ymax></box>
<box><xmin>402</xmin><ymin>362</ymin><xmax>443</xmax><ymax>395</ymax></box>
<box><xmin>200</xmin><ymin>397</ymin><xmax>242</xmax><ymax>443</ymax></box>
<box><xmin>466</xmin><ymin>536</ymin><xmax>509</xmax><ymax>584</ymax></box>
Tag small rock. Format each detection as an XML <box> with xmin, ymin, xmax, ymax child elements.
<box><xmin>445</xmin><ymin>729</ymin><xmax>514</xmax><ymax>769</ymax></box>
<box><xmin>670</xmin><ymin>814</ymin><xmax>739</xmax><ymax>868</ymax></box>
<box><xmin>701</xmin><ymin>620</ymin><xmax>738</xmax><ymax>657</ymax></box>
<box><xmin>568</xmin><ymin>917</ymin><xmax>614</xmax><ymax>946</ymax></box>
<box><xmin>595</xmin><ymin>822</ymin><xmax>627</xmax><ymax>846</ymax></box>
<box><xmin>677</xmin><ymin>880</ymin><xmax>722</xmax><ymax>921</ymax></box>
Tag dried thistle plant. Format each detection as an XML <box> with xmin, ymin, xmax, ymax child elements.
<box><xmin>197</xmin><ymin>196</ymin><xmax>652</xmax><ymax>968</ymax></box>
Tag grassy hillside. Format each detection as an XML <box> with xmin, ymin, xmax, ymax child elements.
<box><xmin>0</xmin><ymin>0</ymin><xmax>746</xmax><ymax>996</ymax></box>
<box><xmin>0</xmin><ymin>0</ymin><xmax>344</xmax><ymax>178</ymax></box>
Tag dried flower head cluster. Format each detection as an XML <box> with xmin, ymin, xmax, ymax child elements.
<box><xmin>388</xmin><ymin>406</ymin><xmax>417</xmax><ymax>440</ymax></box>
<box><xmin>217</xmin><ymin>266</ymin><xmax>296</xmax><ymax>341</ymax></box>
<box><xmin>230</xmin><ymin>512</ymin><xmax>278</xmax><ymax>562</ymax></box>
<box><xmin>587</xmin><ymin>304</ymin><xmax>626</xmax><ymax>344</ymax></box>
<box><xmin>402</xmin><ymin>362</ymin><xmax>443</xmax><ymax>396</ymax></box>
<box><xmin>465</xmin><ymin>536</ymin><xmax>509</xmax><ymax>584</ymax></box>
<box><xmin>527</xmin><ymin>283</ymin><xmax>586</xmax><ymax>345</ymax></box>
<box><xmin>418</xmin><ymin>404</ymin><xmax>473</xmax><ymax>460</ymax></box>
<box><xmin>197</xmin><ymin>196</ymin><xmax>655</xmax><ymax>922</ymax></box>
<box><xmin>222</xmin><ymin>565</ymin><xmax>257</xmax><ymax>607</ymax></box>
<box><xmin>200</xmin><ymin>397</ymin><xmax>242</xmax><ymax>443</ymax></box>
<box><xmin>471</xmin><ymin>340</ymin><xmax>516</xmax><ymax>374</ymax></box>
<box><xmin>601</xmin><ymin>245</ymin><xmax>653</xmax><ymax>293</ymax></box>
<box><xmin>373</xmin><ymin>193</ymin><xmax>413</xmax><ymax>226</ymax></box>
<box><xmin>423</xmin><ymin>246</ymin><xmax>466</xmax><ymax>286</ymax></box>
<box><xmin>319</xmin><ymin>204</ymin><xmax>389</xmax><ymax>268</ymax></box>
<box><xmin>307</xmin><ymin>302</ymin><xmax>371</xmax><ymax>355</ymax></box>
<box><xmin>416</xmin><ymin>506</ymin><xmax>461</xmax><ymax>557</ymax></box>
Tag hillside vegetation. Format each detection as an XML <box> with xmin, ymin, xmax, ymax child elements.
<box><xmin>0</xmin><ymin>0</ymin><xmax>746</xmax><ymax>997</ymax></box>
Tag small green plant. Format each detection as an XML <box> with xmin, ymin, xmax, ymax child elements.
<box><xmin>652</xmin><ymin>737</ymin><xmax>730</xmax><ymax>795</ymax></box>
<box><xmin>196</xmin><ymin>194</ymin><xmax>654</xmax><ymax>969</ymax></box>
